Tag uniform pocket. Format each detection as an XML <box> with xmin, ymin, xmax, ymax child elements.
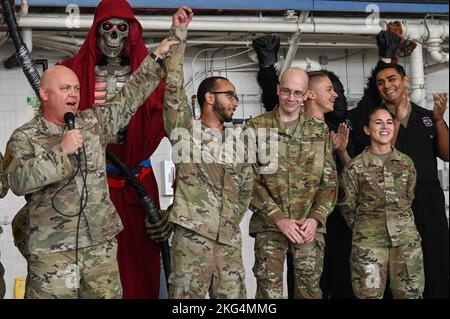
<box><xmin>405</xmin><ymin>245</ymin><xmax>424</xmax><ymax>278</ymax></box>
<box><xmin>168</xmin><ymin>272</ymin><xmax>192</xmax><ymax>287</ymax></box>
<box><xmin>168</xmin><ymin>273</ymin><xmax>194</xmax><ymax>298</ymax></box>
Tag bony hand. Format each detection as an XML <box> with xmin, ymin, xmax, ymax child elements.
<box><xmin>145</xmin><ymin>210</ymin><xmax>173</xmax><ymax>243</ymax></box>
<box><xmin>252</xmin><ymin>34</ymin><xmax>280</xmax><ymax>67</ymax></box>
<box><xmin>376</xmin><ymin>31</ymin><xmax>401</xmax><ymax>59</ymax></box>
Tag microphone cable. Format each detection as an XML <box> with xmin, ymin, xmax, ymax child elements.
<box><xmin>51</xmin><ymin>144</ymin><xmax>89</xmax><ymax>297</ymax></box>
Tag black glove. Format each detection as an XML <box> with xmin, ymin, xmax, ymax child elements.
<box><xmin>252</xmin><ymin>35</ymin><xmax>280</xmax><ymax>67</ymax></box>
<box><xmin>116</xmin><ymin>126</ymin><xmax>128</xmax><ymax>144</ymax></box>
<box><xmin>376</xmin><ymin>31</ymin><xmax>401</xmax><ymax>59</ymax></box>
<box><xmin>145</xmin><ymin>210</ymin><xmax>173</xmax><ymax>243</ymax></box>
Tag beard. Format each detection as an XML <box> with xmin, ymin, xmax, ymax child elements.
<box><xmin>213</xmin><ymin>100</ymin><xmax>233</xmax><ymax>123</ymax></box>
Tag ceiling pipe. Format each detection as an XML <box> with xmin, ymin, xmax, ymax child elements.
<box><xmin>184</xmin><ymin>40</ymin><xmax>376</xmax><ymax>48</ymax></box>
<box><xmin>424</xmin><ymin>62</ymin><xmax>449</xmax><ymax>75</ymax></box>
<box><xmin>281</xmin><ymin>32</ymin><xmax>302</xmax><ymax>74</ymax></box>
<box><xmin>15</xmin><ymin>14</ymin><xmax>386</xmax><ymax>34</ymax></box>
<box><xmin>34</xmin><ymin>38</ymin><xmax>78</xmax><ymax>54</ymax></box>
<box><xmin>401</xmin><ymin>19</ymin><xmax>449</xmax><ymax>63</ymax></box>
<box><xmin>36</xmin><ymin>35</ymin><xmax>84</xmax><ymax>46</ymax></box>
<box><xmin>291</xmin><ymin>58</ymin><xmax>322</xmax><ymax>72</ymax></box>
<box><xmin>32</xmin><ymin>41</ymin><xmax>74</xmax><ymax>56</ymax></box>
<box><xmin>400</xmin><ymin>20</ymin><xmax>448</xmax><ymax>105</ymax></box>
<box><xmin>401</xmin><ymin>20</ymin><xmax>449</xmax><ymax>42</ymax></box>
<box><xmin>306</xmin><ymin>17</ymin><xmax>433</xmax><ymax>25</ymax></box>
<box><xmin>21</xmin><ymin>13</ymin><xmax>432</xmax><ymax>26</ymax></box>
<box><xmin>20</xmin><ymin>0</ymin><xmax>32</xmax><ymax>51</ymax></box>
<box><xmin>409</xmin><ymin>42</ymin><xmax>426</xmax><ymax>106</ymax></box>
<box><xmin>40</xmin><ymin>36</ymin><xmax>377</xmax><ymax>49</ymax></box>
<box><xmin>17</xmin><ymin>14</ymin><xmax>446</xmax><ymax>30</ymax></box>
<box><xmin>427</xmin><ymin>39</ymin><xmax>449</xmax><ymax>64</ymax></box>
<box><xmin>22</xmin><ymin>28</ymin><xmax>32</xmax><ymax>52</ymax></box>
<box><xmin>280</xmin><ymin>11</ymin><xmax>309</xmax><ymax>74</ymax></box>
<box><xmin>20</xmin><ymin>0</ymin><xmax>29</xmax><ymax>15</ymax></box>
<box><xmin>15</xmin><ymin>15</ymin><xmax>449</xmax><ymax>41</ymax></box>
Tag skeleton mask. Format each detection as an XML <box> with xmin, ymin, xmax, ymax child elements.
<box><xmin>97</xmin><ymin>18</ymin><xmax>130</xmax><ymax>58</ymax></box>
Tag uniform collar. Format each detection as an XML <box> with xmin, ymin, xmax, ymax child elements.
<box><xmin>36</xmin><ymin>108</ymin><xmax>94</xmax><ymax>135</ymax></box>
<box><xmin>361</xmin><ymin>146</ymin><xmax>402</xmax><ymax>167</ymax></box>
<box><xmin>35</xmin><ymin>109</ymin><xmax>66</xmax><ymax>135</ymax></box>
<box><xmin>271</xmin><ymin>106</ymin><xmax>305</xmax><ymax>136</ymax></box>
<box><xmin>199</xmin><ymin>120</ymin><xmax>241</xmax><ymax>143</ymax></box>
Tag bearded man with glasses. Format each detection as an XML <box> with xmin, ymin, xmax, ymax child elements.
<box><xmin>147</xmin><ymin>74</ymin><xmax>254</xmax><ymax>298</ymax></box>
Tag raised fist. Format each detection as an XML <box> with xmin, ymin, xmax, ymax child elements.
<box><xmin>376</xmin><ymin>31</ymin><xmax>401</xmax><ymax>59</ymax></box>
<box><xmin>172</xmin><ymin>6</ymin><xmax>193</xmax><ymax>28</ymax></box>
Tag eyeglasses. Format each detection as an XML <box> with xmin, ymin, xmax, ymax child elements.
<box><xmin>279</xmin><ymin>87</ymin><xmax>307</xmax><ymax>99</ymax></box>
<box><xmin>209</xmin><ymin>91</ymin><xmax>239</xmax><ymax>102</ymax></box>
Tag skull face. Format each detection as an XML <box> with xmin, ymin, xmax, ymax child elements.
<box><xmin>97</xmin><ymin>18</ymin><xmax>130</xmax><ymax>58</ymax></box>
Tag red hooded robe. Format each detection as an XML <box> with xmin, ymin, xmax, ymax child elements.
<box><xmin>60</xmin><ymin>0</ymin><xmax>165</xmax><ymax>298</ymax></box>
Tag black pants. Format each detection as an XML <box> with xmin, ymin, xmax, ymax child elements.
<box><xmin>413</xmin><ymin>183</ymin><xmax>449</xmax><ymax>299</ymax></box>
<box><xmin>320</xmin><ymin>209</ymin><xmax>355</xmax><ymax>299</ymax></box>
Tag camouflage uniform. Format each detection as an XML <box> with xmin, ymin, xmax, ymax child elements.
<box><xmin>163</xmin><ymin>29</ymin><xmax>253</xmax><ymax>299</ymax></box>
<box><xmin>12</xmin><ymin>205</ymin><xmax>29</xmax><ymax>259</ymax></box>
<box><xmin>26</xmin><ymin>238</ymin><xmax>120</xmax><ymax>299</ymax></box>
<box><xmin>338</xmin><ymin>147</ymin><xmax>424</xmax><ymax>299</ymax></box>
<box><xmin>0</xmin><ymin>152</ymin><xmax>8</xmax><ymax>298</ymax></box>
<box><xmin>3</xmin><ymin>55</ymin><xmax>163</xmax><ymax>299</ymax></box>
<box><xmin>247</xmin><ymin>110</ymin><xmax>338</xmax><ymax>299</ymax></box>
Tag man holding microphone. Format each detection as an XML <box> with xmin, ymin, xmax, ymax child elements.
<box><xmin>2</xmin><ymin>6</ymin><xmax>192</xmax><ymax>298</ymax></box>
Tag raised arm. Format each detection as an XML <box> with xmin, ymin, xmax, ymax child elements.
<box><xmin>163</xmin><ymin>7</ymin><xmax>194</xmax><ymax>137</ymax></box>
<box><xmin>252</xmin><ymin>35</ymin><xmax>280</xmax><ymax>112</ymax></box>
<box><xmin>97</xmin><ymin>37</ymin><xmax>180</xmax><ymax>137</ymax></box>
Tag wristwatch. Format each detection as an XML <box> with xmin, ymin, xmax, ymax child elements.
<box><xmin>150</xmin><ymin>52</ymin><xmax>163</xmax><ymax>67</ymax></box>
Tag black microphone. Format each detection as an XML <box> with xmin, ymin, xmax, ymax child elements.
<box><xmin>63</xmin><ymin>112</ymin><xmax>80</xmax><ymax>161</ymax></box>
